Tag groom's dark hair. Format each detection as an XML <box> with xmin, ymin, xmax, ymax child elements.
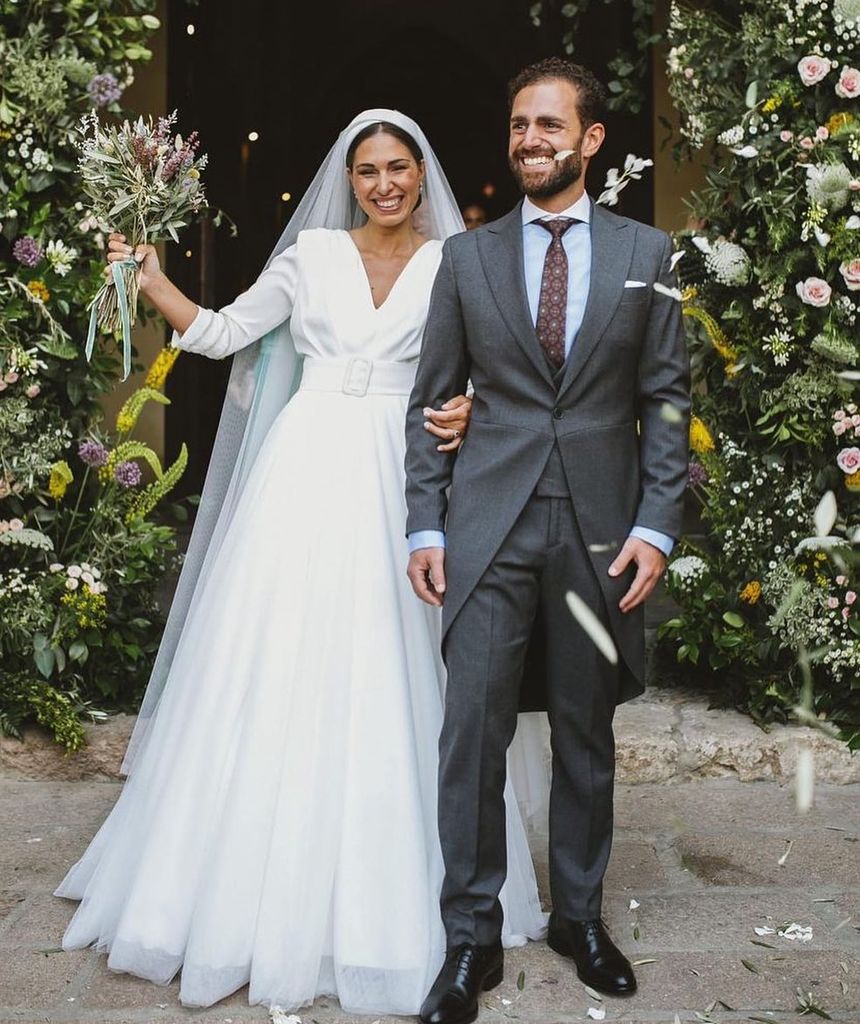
<box><xmin>507</xmin><ymin>58</ymin><xmax>609</xmax><ymax>128</ymax></box>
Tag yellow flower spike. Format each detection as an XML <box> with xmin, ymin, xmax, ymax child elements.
<box><xmin>144</xmin><ymin>347</ymin><xmax>180</xmax><ymax>392</ymax></box>
<box><xmin>27</xmin><ymin>280</ymin><xmax>51</xmax><ymax>303</ymax></box>
<box><xmin>683</xmin><ymin>305</ymin><xmax>739</xmax><ymax>368</ymax></box>
<box><xmin>740</xmin><ymin>581</ymin><xmax>762</xmax><ymax>605</ymax></box>
<box><xmin>690</xmin><ymin>415</ymin><xmax>716</xmax><ymax>455</ymax></box>
<box><xmin>48</xmin><ymin>461</ymin><xmax>73</xmax><ymax>500</ymax></box>
<box><xmin>827</xmin><ymin>112</ymin><xmax>856</xmax><ymax>136</ymax></box>
<box><xmin>846</xmin><ymin>469</ymin><xmax>860</xmax><ymax>493</ymax></box>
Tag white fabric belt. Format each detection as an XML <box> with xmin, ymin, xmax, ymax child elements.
<box><xmin>300</xmin><ymin>357</ymin><xmax>417</xmax><ymax>397</ymax></box>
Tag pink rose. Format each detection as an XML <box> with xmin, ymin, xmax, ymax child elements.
<box><xmin>8</xmin><ymin>519</ymin><xmax>23</xmax><ymax>531</ymax></box>
<box><xmin>799</xmin><ymin>136</ymin><xmax>815</xmax><ymax>150</ymax></box>
<box><xmin>4</xmin><ymin>371</ymin><xmax>18</xmax><ymax>384</ymax></box>
<box><xmin>839</xmin><ymin>259</ymin><xmax>860</xmax><ymax>291</ymax></box>
<box><xmin>850</xmin><ymin>180</ymin><xmax>860</xmax><ymax>191</ymax></box>
<box><xmin>846</xmin><ymin>591</ymin><xmax>857</xmax><ymax>605</ymax></box>
<box><xmin>834</xmin><ymin>421</ymin><xmax>848</xmax><ymax>435</ymax></box>
<box><xmin>827</xmin><ymin>596</ymin><xmax>840</xmax><ymax>609</ymax></box>
<box><xmin>816</xmin><ymin>126</ymin><xmax>829</xmax><ymax>141</ymax></box>
<box><xmin>684</xmin><ymin>67</ymin><xmax>694</xmax><ymax>80</ymax></box>
<box><xmin>836</xmin><ymin>66</ymin><xmax>860</xmax><ymax>99</ymax></box>
<box><xmin>780</xmin><ymin>130</ymin><xmax>794</xmax><ymax>142</ymax></box>
<box><xmin>837</xmin><ymin>575</ymin><xmax>847</xmax><ymax>585</ymax></box>
<box><xmin>24</xmin><ymin>384</ymin><xmax>40</xmax><ymax>399</ymax></box>
<box><xmin>853</xmin><ymin>415</ymin><xmax>860</xmax><ymax>426</ymax></box>
<box><xmin>795</xmin><ymin>276</ymin><xmax>832</xmax><ymax>306</ymax></box>
<box><xmin>798</xmin><ymin>55</ymin><xmax>830</xmax><ymax>87</ymax></box>
<box><xmin>855</xmin><ymin>426</ymin><xmax>860</xmax><ymax>438</ymax></box>
<box><xmin>835</xmin><ymin>409</ymin><xmax>847</xmax><ymax>420</ymax></box>
<box><xmin>836</xmin><ymin>446</ymin><xmax>860</xmax><ymax>473</ymax></box>
<box><xmin>843</xmin><ymin>606</ymin><xmax>852</xmax><ymax>620</ymax></box>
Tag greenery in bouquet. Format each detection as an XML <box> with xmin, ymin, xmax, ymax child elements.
<box><xmin>657</xmin><ymin>0</ymin><xmax>860</xmax><ymax>744</ymax></box>
<box><xmin>1</xmin><ymin>2</ymin><xmax>197</xmax><ymax>749</ymax></box>
<box><xmin>77</xmin><ymin>110</ymin><xmax>208</xmax><ymax>378</ymax></box>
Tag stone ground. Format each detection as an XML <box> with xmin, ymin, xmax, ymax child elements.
<box><xmin>1</xmin><ymin>770</ymin><xmax>858</xmax><ymax>1024</ymax></box>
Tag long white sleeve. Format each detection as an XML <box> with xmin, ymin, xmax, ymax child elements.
<box><xmin>172</xmin><ymin>245</ymin><xmax>299</xmax><ymax>359</ymax></box>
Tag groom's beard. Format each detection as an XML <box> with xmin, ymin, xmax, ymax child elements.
<box><xmin>509</xmin><ymin>145</ymin><xmax>583</xmax><ymax>200</ymax></box>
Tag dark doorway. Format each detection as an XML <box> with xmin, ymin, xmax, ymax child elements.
<box><xmin>165</xmin><ymin>0</ymin><xmax>654</xmax><ymax>492</ymax></box>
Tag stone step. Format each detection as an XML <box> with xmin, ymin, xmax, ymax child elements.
<box><xmin>1</xmin><ymin>689</ymin><xmax>856</xmax><ymax>784</ymax></box>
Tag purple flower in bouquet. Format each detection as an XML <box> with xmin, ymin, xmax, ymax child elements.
<box><xmin>87</xmin><ymin>73</ymin><xmax>123</xmax><ymax>109</ymax></box>
<box><xmin>114</xmin><ymin>460</ymin><xmax>142</xmax><ymax>488</ymax></box>
<box><xmin>687</xmin><ymin>460</ymin><xmax>709</xmax><ymax>488</ymax></box>
<box><xmin>12</xmin><ymin>236</ymin><xmax>42</xmax><ymax>267</ymax></box>
<box><xmin>78</xmin><ymin>439</ymin><xmax>109</xmax><ymax>467</ymax></box>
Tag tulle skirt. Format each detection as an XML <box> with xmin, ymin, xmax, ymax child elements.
<box><xmin>56</xmin><ymin>386</ymin><xmax>546</xmax><ymax>1013</ymax></box>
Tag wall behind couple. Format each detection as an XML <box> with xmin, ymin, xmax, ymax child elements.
<box><xmin>153</xmin><ymin>0</ymin><xmax>662</xmax><ymax>493</ymax></box>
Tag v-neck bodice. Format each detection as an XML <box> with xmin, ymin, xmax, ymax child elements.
<box><xmin>290</xmin><ymin>228</ymin><xmax>443</xmax><ymax>363</ymax></box>
<box><xmin>341</xmin><ymin>230</ymin><xmax>437</xmax><ymax>312</ymax></box>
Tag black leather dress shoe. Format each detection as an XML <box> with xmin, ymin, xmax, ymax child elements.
<box><xmin>419</xmin><ymin>942</ymin><xmax>504</xmax><ymax>1024</ymax></box>
<box><xmin>547</xmin><ymin>916</ymin><xmax>637</xmax><ymax>996</ymax></box>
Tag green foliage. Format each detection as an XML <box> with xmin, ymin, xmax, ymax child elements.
<box><xmin>0</xmin><ymin>2</ymin><xmax>192</xmax><ymax>749</ymax></box>
<box><xmin>528</xmin><ymin>0</ymin><xmax>660</xmax><ymax>113</ymax></box>
<box><xmin>660</xmin><ymin>1</ymin><xmax>860</xmax><ymax>744</ymax></box>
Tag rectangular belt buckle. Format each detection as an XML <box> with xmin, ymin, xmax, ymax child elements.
<box><xmin>342</xmin><ymin>357</ymin><xmax>372</xmax><ymax>397</ymax></box>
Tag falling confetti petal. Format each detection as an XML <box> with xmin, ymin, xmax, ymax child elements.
<box><xmin>554</xmin><ymin>149</ymin><xmax>575</xmax><ymax>161</ymax></box>
<box><xmin>629</xmin><ymin>898</ymin><xmax>641</xmax><ymax>910</ymax></box>
<box><xmin>796</xmin><ymin>747</ymin><xmax>815</xmax><ymax>813</ymax></box>
<box><xmin>587</xmin><ymin>1008</ymin><xmax>606</xmax><ymax>1021</ymax></box>
<box><xmin>661</xmin><ymin>402</ymin><xmax>684</xmax><ymax>423</ymax></box>
<box><xmin>566</xmin><ymin>590</ymin><xmax>618</xmax><ymax>664</ymax></box>
<box><xmin>653</xmin><ymin>281</ymin><xmax>683</xmax><ymax>301</ymax></box>
<box><xmin>813</xmin><ymin>491</ymin><xmax>838</xmax><ymax>539</ymax></box>
<box><xmin>777</xmin><ymin>839</ymin><xmax>793</xmax><ymax>866</ymax></box>
<box><xmin>670</xmin><ymin>250</ymin><xmax>686</xmax><ymax>272</ymax></box>
<box><xmin>584</xmin><ymin>985</ymin><xmax>603</xmax><ymax>1001</ymax></box>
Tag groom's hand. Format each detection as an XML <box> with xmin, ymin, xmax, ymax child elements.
<box><xmin>407</xmin><ymin>547</ymin><xmax>446</xmax><ymax>607</ymax></box>
<box><xmin>609</xmin><ymin>537</ymin><xmax>667</xmax><ymax>613</ymax></box>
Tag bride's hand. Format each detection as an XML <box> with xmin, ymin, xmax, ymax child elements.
<box><xmin>423</xmin><ymin>394</ymin><xmax>472</xmax><ymax>452</ymax></box>
<box><xmin>105</xmin><ymin>233</ymin><xmax>161</xmax><ymax>292</ymax></box>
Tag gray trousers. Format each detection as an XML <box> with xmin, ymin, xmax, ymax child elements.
<box><xmin>439</xmin><ymin>450</ymin><xmax>620</xmax><ymax>946</ymax></box>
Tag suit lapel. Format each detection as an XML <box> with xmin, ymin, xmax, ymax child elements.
<box><xmin>478</xmin><ymin>205</ymin><xmax>555</xmax><ymax>388</ymax></box>
<box><xmin>556</xmin><ymin>202</ymin><xmax>634</xmax><ymax>401</ymax></box>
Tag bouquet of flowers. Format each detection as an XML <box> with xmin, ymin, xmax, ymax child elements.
<box><xmin>76</xmin><ymin>110</ymin><xmax>208</xmax><ymax>378</ymax></box>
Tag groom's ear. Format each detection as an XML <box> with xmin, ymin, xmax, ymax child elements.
<box><xmin>582</xmin><ymin>121</ymin><xmax>606</xmax><ymax>161</ymax></box>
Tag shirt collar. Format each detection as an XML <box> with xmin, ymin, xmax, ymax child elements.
<box><xmin>521</xmin><ymin>191</ymin><xmax>591</xmax><ymax>226</ymax></box>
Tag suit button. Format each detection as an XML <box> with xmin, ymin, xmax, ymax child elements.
<box><xmin>552</xmin><ymin>407</ymin><xmax>564</xmax><ymax>420</ymax></box>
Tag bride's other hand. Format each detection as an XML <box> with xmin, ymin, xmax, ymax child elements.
<box><xmin>423</xmin><ymin>394</ymin><xmax>472</xmax><ymax>452</ymax></box>
<box><xmin>105</xmin><ymin>233</ymin><xmax>161</xmax><ymax>291</ymax></box>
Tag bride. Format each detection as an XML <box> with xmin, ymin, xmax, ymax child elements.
<box><xmin>55</xmin><ymin>110</ymin><xmax>547</xmax><ymax>1014</ymax></box>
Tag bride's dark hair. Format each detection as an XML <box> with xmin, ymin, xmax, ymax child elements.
<box><xmin>345</xmin><ymin>121</ymin><xmax>424</xmax><ymax>169</ymax></box>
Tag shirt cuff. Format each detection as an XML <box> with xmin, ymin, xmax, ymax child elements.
<box><xmin>629</xmin><ymin>526</ymin><xmax>675</xmax><ymax>557</ymax></box>
<box><xmin>170</xmin><ymin>306</ymin><xmax>209</xmax><ymax>352</ymax></box>
<box><xmin>408</xmin><ymin>530</ymin><xmax>446</xmax><ymax>553</ymax></box>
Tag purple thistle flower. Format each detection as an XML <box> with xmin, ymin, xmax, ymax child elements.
<box><xmin>87</xmin><ymin>73</ymin><xmax>123</xmax><ymax>108</ymax></box>
<box><xmin>687</xmin><ymin>460</ymin><xmax>710</xmax><ymax>488</ymax></box>
<box><xmin>12</xmin><ymin>236</ymin><xmax>42</xmax><ymax>268</ymax></box>
<box><xmin>78</xmin><ymin>439</ymin><xmax>109</xmax><ymax>467</ymax></box>
<box><xmin>114</xmin><ymin>460</ymin><xmax>142</xmax><ymax>488</ymax></box>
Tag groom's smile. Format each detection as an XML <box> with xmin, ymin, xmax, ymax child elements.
<box><xmin>507</xmin><ymin>77</ymin><xmax>606</xmax><ymax>206</ymax></box>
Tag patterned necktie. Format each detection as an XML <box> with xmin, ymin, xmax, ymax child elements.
<box><xmin>535</xmin><ymin>217</ymin><xmax>576</xmax><ymax>370</ymax></box>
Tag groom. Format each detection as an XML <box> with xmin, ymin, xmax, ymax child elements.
<box><xmin>405</xmin><ymin>59</ymin><xmax>690</xmax><ymax>1024</ymax></box>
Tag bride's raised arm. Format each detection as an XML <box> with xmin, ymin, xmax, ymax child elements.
<box><xmin>105</xmin><ymin>232</ymin><xmax>297</xmax><ymax>360</ymax></box>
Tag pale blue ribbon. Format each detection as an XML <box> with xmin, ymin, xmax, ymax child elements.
<box><xmin>85</xmin><ymin>258</ymin><xmax>136</xmax><ymax>382</ymax></box>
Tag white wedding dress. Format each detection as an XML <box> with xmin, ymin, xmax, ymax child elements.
<box><xmin>56</xmin><ymin>228</ymin><xmax>546</xmax><ymax>1014</ymax></box>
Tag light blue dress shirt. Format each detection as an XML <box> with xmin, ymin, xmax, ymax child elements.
<box><xmin>409</xmin><ymin>194</ymin><xmax>674</xmax><ymax>558</ymax></box>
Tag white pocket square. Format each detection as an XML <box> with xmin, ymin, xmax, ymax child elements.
<box><xmin>624</xmin><ymin>280</ymin><xmax>647</xmax><ymax>288</ymax></box>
